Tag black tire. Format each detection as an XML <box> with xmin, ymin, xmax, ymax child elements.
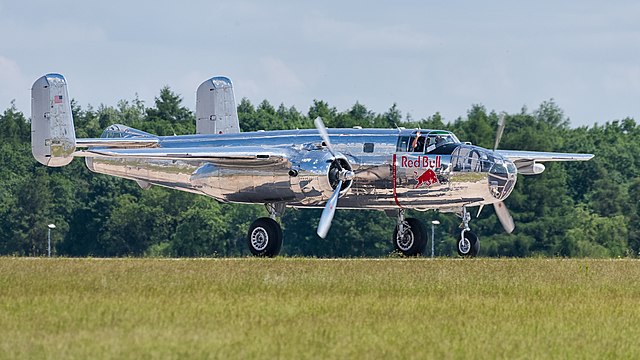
<box><xmin>457</xmin><ymin>231</ymin><xmax>479</xmax><ymax>257</ymax></box>
<box><xmin>393</xmin><ymin>217</ymin><xmax>427</xmax><ymax>256</ymax></box>
<box><xmin>247</xmin><ymin>217</ymin><xmax>283</xmax><ymax>257</ymax></box>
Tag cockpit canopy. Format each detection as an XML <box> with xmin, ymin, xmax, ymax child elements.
<box><xmin>397</xmin><ymin>130</ymin><xmax>460</xmax><ymax>154</ymax></box>
<box><xmin>101</xmin><ymin>124</ymin><xmax>154</xmax><ymax>139</ymax></box>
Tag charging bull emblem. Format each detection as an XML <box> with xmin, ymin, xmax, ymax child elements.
<box><xmin>414</xmin><ymin>169</ymin><xmax>438</xmax><ymax>188</ymax></box>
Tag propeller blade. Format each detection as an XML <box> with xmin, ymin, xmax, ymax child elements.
<box><xmin>493</xmin><ymin>113</ymin><xmax>506</xmax><ymax>151</ymax></box>
<box><xmin>493</xmin><ymin>201</ymin><xmax>515</xmax><ymax>234</ymax></box>
<box><xmin>317</xmin><ymin>180</ymin><xmax>342</xmax><ymax>238</ymax></box>
<box><xmin>314</xmin><ymin>117</ymin><xmax>336</xmax><ymax>157</ymax></box>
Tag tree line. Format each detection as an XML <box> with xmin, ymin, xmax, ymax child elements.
<box><xmin>0</xmin><ymin>88</ymin><xmax>638</xmax><ymax>258</ymax></box>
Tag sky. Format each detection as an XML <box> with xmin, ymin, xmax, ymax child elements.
<box><xmin>1</xmin><ymin>1</ymin><xmax>639</xmax><ymax>127</ymax></box>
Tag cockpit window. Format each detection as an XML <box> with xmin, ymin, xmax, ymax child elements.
<box><xmin>425</xmin><ymin>131</ymin><xmax>458</xmax><ymax>153</ymax></box>
<box><xmin>102</xmin><ymin>130</ymin><xmax>123</xmax><ymax>138</ymax></box>
<box><xmin>397</xmin><ymin>136</ymin><xmax>410</xmax><ymax>152</ymax></box>
<box><xmin>399</xmin><ymin>131</ymin><xmax>460</xmax><ymax>153</ymax></box>
<box><xmin>410</xmin><ymin>132</ymin><xmax>426</xmax><ymax>152</ymax></box>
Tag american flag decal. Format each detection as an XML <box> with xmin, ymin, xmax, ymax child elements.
<box><xmin>53</xmin><ymin>95</ymin><xmax>63</xmax><ymax>104</ymax></box>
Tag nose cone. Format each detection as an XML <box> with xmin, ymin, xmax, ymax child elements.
<box><xmin>488</xmin><ymin>157</ymin><xmax>517</xmax><ymax>200</ymax></box>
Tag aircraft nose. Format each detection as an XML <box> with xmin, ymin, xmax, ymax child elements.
<box><xmin>488</xmin><ymin>158</ymin><xmax>517</xmax><ymax>200</ymax></box>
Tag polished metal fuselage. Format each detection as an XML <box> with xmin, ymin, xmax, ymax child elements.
<box><xmin>84</xmin><ymin>128</ymin><xmax>517</xmax><ymax>213</ymax></box>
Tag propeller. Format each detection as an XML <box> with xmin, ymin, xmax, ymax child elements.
<box><xmin>317</xmin><ymin>180</ymin><xmax>342</xmax><ymax>238</ymax></box>
<box><xmin>313</xmin><ymin>117</ymin><xmax>353</xmax><ymax>238</ymax></box>
<box><xmin>314</xmin><ymin>117</ymin><xmax>336</xmax><ymax>157</ymax></box>
<box><xmin>493</xmin><ymin>113</ymin><xmax>506</xmax><ymax>152</ymax></box>
<box><xmin>491</xmin><ymin>112</ymin><xmax>515</xmax><ymax>233</ymax></box>
<box><xmin>493</xmin><ymin>201</ymin><xmax>515</xmax><ymax>234</ymax></box>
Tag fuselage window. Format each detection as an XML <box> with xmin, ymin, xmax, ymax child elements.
<box><xmin>363</xmin><ymin>143</ymin><xmax>374</xmax><ymax>153</ymax></box>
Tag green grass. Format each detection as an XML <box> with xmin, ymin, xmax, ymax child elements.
<box><xmin>1</xmin><ymin>258</ymin><xmax>640</xmax><ymax>359</ymax></box>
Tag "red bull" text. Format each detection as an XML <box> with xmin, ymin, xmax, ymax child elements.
<box><xmin>400</xmin><ymin>155</ymin><xmax>441</xmax><ymax>169</ymax></box>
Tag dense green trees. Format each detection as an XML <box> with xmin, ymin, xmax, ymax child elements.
<box><xmin>1</xmin><ymin>90</ymin><xmax>638</xmax><ymax>257</ymax></box>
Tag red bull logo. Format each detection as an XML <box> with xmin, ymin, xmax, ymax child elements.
<box><xmin>397</xmin><ymin>155</ymin><xmax>442</xmax><ymax>189</ymax></box>
<box><xmin>414</xmin><ymin>169</ymin><xmax>438</xmax><ymax>188</ymax></box>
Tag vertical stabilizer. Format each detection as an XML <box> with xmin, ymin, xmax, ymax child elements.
<box><xmin>31</xmin><ymin>73</ymin><xmax>76</xmax><ymax>167</ymax></box>
<box><xmin>196</xmin><ymin>76</ymin><xmax>240</xmax><ymax>134</ymax></box>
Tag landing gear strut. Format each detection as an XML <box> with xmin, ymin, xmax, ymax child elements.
<box><xmin>393</xmin><ymin>210</ymin><xmax>427</xmax><ymax>256</ymax></box>
<box><xmin>246</xmin><ymin>203</ymin><xmax>285</xmax><ymax>257</ymax></box>
<box><xmin>457</xmin><ymin>207</ymin><xmax>479</xmax><ymax>257</ymax></box>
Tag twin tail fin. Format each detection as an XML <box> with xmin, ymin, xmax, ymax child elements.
<box><xmin>31</xmin><ymin>73</ymin><xmax>76</xmax><ymax>167</ymax></box>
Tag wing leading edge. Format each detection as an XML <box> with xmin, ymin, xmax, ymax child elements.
<box><xmin>497</xmin><ymin>150</ymin><xmax>594</xmax><ymax>163</ymax></box>
<box><xmin>496</xmin><ymin>150</ymin><xmax>594</xmax><ymax>176</ymax></box>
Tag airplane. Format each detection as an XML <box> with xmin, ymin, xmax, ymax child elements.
<box><xmin>31</xmin><ymin>73</ymin><xmax>593</xmax><ymax>257</ymax></box>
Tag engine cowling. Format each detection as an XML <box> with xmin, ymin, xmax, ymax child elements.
<box><xmin>290</xmin><ymin>151</ymin><xmax>353</xmax><ymax>205</ymax></box>
<box><xmin>517</xmin><ymin>162</ymin><xmax>545</xmax><ymax>175</ymax></box>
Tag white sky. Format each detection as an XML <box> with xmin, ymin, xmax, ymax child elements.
<box><xmin>1</xmin><ymin>0</ymin><xmax>639</xmax><ymax>127</ymax></box>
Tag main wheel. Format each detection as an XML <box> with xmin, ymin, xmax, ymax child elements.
<box><xmin>247</xmin><ymin>217</ymin><xmax>283</xmax><ymax>257</ymax></box>
<box><xmin>457</xmin><ymin>231</ymin><xmax>479</xmax><ymax>257</ymax></box>
<box><xmin>393</xmin><ymin>217</ymin><xmax>427</xmax><ymax>256</ymax></box>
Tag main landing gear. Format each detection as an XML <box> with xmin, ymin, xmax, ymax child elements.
<box><xmin>393</xmin><ymin>210</ymin><xmax>427</xmax><ymax>256</ymax></box>
<box><xmin>246</xmin><ymin>204</ymin><xmax>480</xmax><ymax>258</ymax></box>
<box><xmin>392</xmin><ymin>207</ymin><xmax>480</xmax><ymax>258</ymax></box>
<box><xmin>457</xmin><ymin>207</ymin><xmax>479</xmax><ymax>257</ymax></box>
<box><xmin>246</xmin><ymin>203</ymin><xmax>285</xmax><ymax>257</ymax></box>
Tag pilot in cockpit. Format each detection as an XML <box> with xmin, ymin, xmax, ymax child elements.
<box><xmin>425</xmin><ymin>133</ymin><xmax>454</xmax><ymax>153</ymax></box>
<box><xmin>411</xmin><ymin>136</ymin><xmax>425</xmax><ymax>152</ymax></box>
<box><xmin>411</xmin><ymin>131</ymin><xmax>425</xmax><ymax>152</ymax></box>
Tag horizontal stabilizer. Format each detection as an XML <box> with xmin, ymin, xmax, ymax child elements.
<box><xmin>76</xmin><ymin>138</ymin><xmax>159</xmax><ymax>148</ymax></box>
<box><xmin>76</xmin><ymin>146</ymin><xmax>291</xmax><ymax>167</ymax></box>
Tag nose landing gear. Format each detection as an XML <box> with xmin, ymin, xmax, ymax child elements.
<box><xmin>457</xmin><ymin>207</ymin><xmax>479</xmax><ymax>257</ymax></box>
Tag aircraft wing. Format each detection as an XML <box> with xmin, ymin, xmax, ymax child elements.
<box><xmin>496</xmin><ymin>150</ymin><xmax>593</xmax><ymax>175</ymax></box>
<box><xmin>75</xmin><ymin>146</ymin><xmax>292</xmax><ymax>167</ymax></box>
<box><xmin>497</xmin><ymin>150</ymin><xmax>594</xmax><ymax>163</ymax></box>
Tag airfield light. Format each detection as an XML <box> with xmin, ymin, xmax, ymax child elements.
<box><xmin>431</xmin><ymin>221</ymin><xmax>440</xmax><ymax>258</ymax></box>
<box><xmin>47</xmin><ymin>224</ymin><xmax>56</xmax><ymax>257</ymax></box>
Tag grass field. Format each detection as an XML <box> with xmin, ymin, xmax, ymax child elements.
<box><xmin>1</xmin><ymin>258</ymin><xmax>640</xmax><ymax>359</ymax></box>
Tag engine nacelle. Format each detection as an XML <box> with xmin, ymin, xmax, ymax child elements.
<box><xmin>518</xmin><ymin>162</ymin><xmax>545</xmax><ymax>175</ymax></box>
<box><xmin>290</xmin><ymin>151</ymin><xmax>353</xmax><ymax>205</ymax></box>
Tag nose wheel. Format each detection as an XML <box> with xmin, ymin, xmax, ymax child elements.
<box><xmin>457</xmin><ymin>207</ymin><xmax>480</xmax><ymax>257</ymax></box>
<box><xmin>457</xmin><ymin>230</ymin><xmax>479</xmax><ymax>257</ymax></box>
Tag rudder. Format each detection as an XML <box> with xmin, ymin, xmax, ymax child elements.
<box><xmin>31</xmin><ymin>73</ymin><xmax>76</xmax><ymax>167</ymax></box>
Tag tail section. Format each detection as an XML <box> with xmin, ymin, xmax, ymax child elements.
<box><xmin>31</xmin><ymin>74</ymin><xmax>76</xmax><ymax>167</ymax></box>
<box><xmin>195</xmin><ymin>76</ymin><xmax>240</xmax><ymax>135</ymax></box>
